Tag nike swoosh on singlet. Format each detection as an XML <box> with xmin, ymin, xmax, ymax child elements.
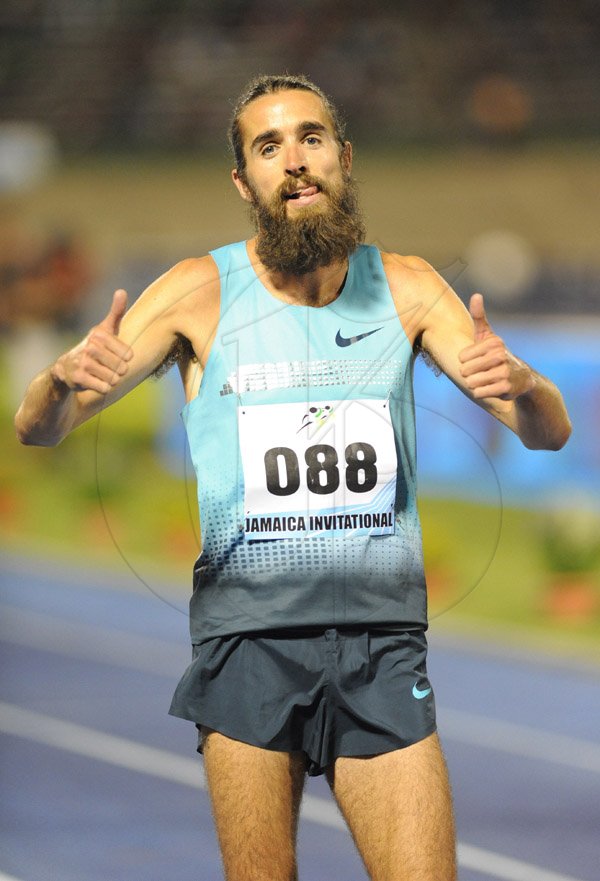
<box><xmin>335</xmin><ymin>327</ymin><xmax>383</xmax><ymax>347</ymax></box>
<box><xmin>412</xmin><ymin>682</ymin><xmax>432</xmax><ymax>700</ymax></box>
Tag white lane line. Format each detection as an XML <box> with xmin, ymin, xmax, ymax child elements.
<box><xmin>457</xmin><ymin>843</ymin><xmax>587</xmax><ymax>881</ymax></box>
<box><xmin>3</xmin><ymin>606</ymin><xmax>600</xmax><ymax>777</ymax></box>
<box><xmin>0</xmin><ymin>872</ymin><xmax>27</xmax><ymax>881</ymax></box>
<box><xmin>4</xmin><ymin>606</ymin><xmax>600</xmax><ymax>777</ymax></box>
<box><xmin>438</xmin><ymin>707</ymin><xmax>600</xmax><ymax>775</ymax></box>
<box><xmin>0</xmin><ymin>702</ymin><xmax>589</xmax><ymax>881</ymax></box>
<box><xmin>0</xmin><ymin>604</ymin><xmax>187</xmax><ymax>677</ymax></box>
<box><xmin>0</xmin><ymin>700</ymin><xmax>204</xmax><ymax>789</ymax></box>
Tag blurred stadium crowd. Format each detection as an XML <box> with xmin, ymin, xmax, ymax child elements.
<box><xmin>1</xmin><ymin>0</ymin><xmax>598</xmax><ymax>150</ymax></box>
<box><xmin>0</xmin><ymin>0</ymin><xmax>598</xmax><ymax>339</ymax></box>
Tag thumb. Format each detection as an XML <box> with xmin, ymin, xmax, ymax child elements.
<box><xmin>99</xmin><ymin>289</ymin><xmax>128</xmax><ymax>336</ymax></box>
<box><xmin>469</xmin><ymin>292</ymin><xmax>492</xmax><ymax>341</ymax></box>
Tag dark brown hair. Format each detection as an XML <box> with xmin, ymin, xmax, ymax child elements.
<box><xmin>229</xmin><ymin>74</ymin><xmax>347</xmax><ymax>177</ymax></box>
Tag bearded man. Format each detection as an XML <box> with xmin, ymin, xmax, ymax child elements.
<box><xmin>15</xmin><ymin>74</ymin><xmax>571</xmax><ymax>881</ymax></box>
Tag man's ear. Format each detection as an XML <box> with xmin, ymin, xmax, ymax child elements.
<box><xmin>232</xmin><ymin>168</ymin><xmax>252</xmax><ymax>202</ymax></box>
<box><xmin>341</xmin><ymin>141</ymin><xmax>353</xmax><ymax>174</ymax></box>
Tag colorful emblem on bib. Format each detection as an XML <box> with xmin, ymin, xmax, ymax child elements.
<box><xmin>297</xmin><ymin>404</ymin><xmax>334</xmax><ymax>433</ymax></box>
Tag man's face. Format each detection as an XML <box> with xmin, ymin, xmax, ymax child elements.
<box><xmin>232</xmin><ymin>90</ymin><xmax>364</xmax><ymax>275</ymax></box>
<box><xmin>232</xmin><ymin>89</ymin><xmax>351</xmax><ymax>212</ymax></box>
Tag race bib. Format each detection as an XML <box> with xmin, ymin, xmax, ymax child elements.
<box><xmin>238</xmin><ymin>398</ymin><xmax>397</xmax><ymax>540</ymax></box>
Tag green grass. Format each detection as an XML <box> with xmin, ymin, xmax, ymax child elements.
<box><xmin>2</xmin><ymin>369</ymin><xmax>199</xmax><ymax>582</ymax></box>
<box><xmin>420</xmin><ymin>496</ymin><xmax>600</xmax><ymax>660</ymax></box>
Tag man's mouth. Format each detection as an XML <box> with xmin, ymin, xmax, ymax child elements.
<box><xmin>283</xmin><ymin>185</ymin><xmax>321</xmax><ymax>203</ymax></box>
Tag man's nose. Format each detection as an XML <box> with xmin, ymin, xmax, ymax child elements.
<box><xmin>284</xmin><ymin>143</ymin><xmax>307</xmax><ymax>176</ymax></box>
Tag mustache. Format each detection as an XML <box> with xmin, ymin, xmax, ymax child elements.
<box><xmin>276</xmin><ymin>174</ymin><xmax>331</xmax><ymax>201</ymax></box>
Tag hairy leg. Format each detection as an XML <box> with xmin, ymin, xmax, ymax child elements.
<box><xmin>326</xmin><ymin>733</ymin><xmax>456</xmax><ymax>881</ymax></box>
<box><xmin>202</xmin><ymin>728</ymin><xmax>307</xmax><ymax>881</ymax></box>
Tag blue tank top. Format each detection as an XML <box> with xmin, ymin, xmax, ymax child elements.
<box><xmin>182</xmin><ymin>241</ymin><xmax>427</xmax><ymax>642</ymax></box>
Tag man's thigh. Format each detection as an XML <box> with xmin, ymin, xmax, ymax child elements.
<box><xmin>326</xmin><ymin>732</ymin><xmax>457</xmax><ymax>881</ymax></box>
<box><xmin>202</xmin><ymin>728</ymin><xmax>306</xmax><ymax>881</ymax></box>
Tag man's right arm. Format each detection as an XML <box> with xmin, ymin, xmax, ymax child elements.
<box><xmin>14</xmin><ymin>288</ymin><xmax>134</xmax><ymax>446</ymax></box>
<box><xmin>14</xmin><ymin>257</ymin><xmax>216</xmax><ymax>447</ymax></box>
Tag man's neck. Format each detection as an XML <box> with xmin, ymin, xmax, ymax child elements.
<box><xmin>246</xmin><ymin>238</ymin><xmax>348</xmax><ymax>308</ymax></box>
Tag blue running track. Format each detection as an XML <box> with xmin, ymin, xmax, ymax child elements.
<box><xmin>1</xmin><ymin>555</ymin><xmax>598</xmax><ymax>881</ymax></box>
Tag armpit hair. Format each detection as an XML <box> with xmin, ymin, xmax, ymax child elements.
<box><xmin>151</xmin><ymin>333</ymin><xmax>196</xmax><ymax>379</ymax></box>
<box><xmin>414</xmin><ymin>341</ymin><xmax>442</xmax><ymax>376</ymax></box>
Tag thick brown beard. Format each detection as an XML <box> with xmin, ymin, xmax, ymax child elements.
<box><xmin>248</xmin><ymin>172</ymin><xmax>366</xmax><ymax>275</ymax></box>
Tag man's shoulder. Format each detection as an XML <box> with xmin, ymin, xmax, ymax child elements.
<box><xmin>144</xmin><ymin>254</ymin><xmax>221</xmax><ymax>318</ymax></box>
<box><xmin>376</xmin><ymin>251</ymin><xmax>464</xmax><ymax>346</ymax></box>
<box><xmin>160</xmin><ymin>255</ymin><xmax>221</xmax><ymax>297</ymax></box>
<box><xmin>380</xmin><ymin>251</ymin><xmax>435</xmax><ymax>280</ymax></box>
<box><xmin>379</xmin><ymin>251</ymin><xmax>443</xmax><ymax>299</ymax></box>
<box><xmin>125</xmin><ymin>255</ymin><xmax>221</xmax><ymax>345</ymax></box>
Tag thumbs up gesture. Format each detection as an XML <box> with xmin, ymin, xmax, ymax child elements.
<box><xmin>458</xmin><ymin>294</ymin><xmax>534</xmax><ymax>401</ymax></box>
<box><xmin>52</xmin><ymin>289</ymin><xmax>133</xmax><ymax>394</ymax></box>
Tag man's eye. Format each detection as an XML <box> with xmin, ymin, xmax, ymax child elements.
<box><xmin>305</xmin><ymin>136</ymin><xmax>321</xmax><ymax>146</ymax></box>
<box><xmin>261</xmin><ymin>144</ymin><xmax>277</xmax><ymax>156</ymax></box>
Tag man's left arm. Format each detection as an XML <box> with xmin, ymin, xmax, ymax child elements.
<box><xmin>457</xmin><ymin>293</ymin><xmax>571</xmax><ymax>450</ymax></box>
<box><xmin>418</xmin><ymin>276</ymin><xmax>572</xmax><ymax>451</ymax></box>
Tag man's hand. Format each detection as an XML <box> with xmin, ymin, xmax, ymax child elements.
<box><xmin>458</xmin><ymin>293</ymin><xmax>535</xmax><ymax>401</ymax></box>
<box><xmin>51</xmin><ymin>289</ymin><xmax>133</xmax><ymax>395</ymax></box>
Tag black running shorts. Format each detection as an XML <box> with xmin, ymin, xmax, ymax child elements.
<box><xmin>169</xmin><ymin>627</ymin><xmax>436</xmax><ymax>777</ymax></box>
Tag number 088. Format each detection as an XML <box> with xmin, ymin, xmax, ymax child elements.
<box><xmin>264</xmin><ymin>443</ymin><xmax>377</xmax><ymax>496</ymax></box>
